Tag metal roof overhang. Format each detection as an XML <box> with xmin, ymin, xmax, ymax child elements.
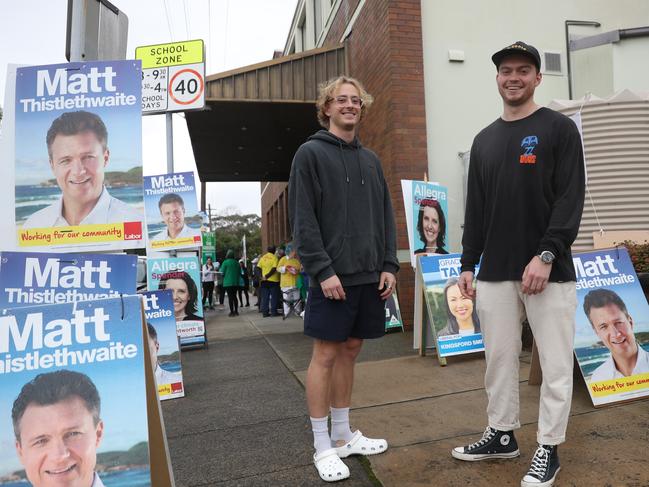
<box><xmin>186</xmin><ymin>45</ymin><xmax>347</xmax><ymax>182</ymax></box>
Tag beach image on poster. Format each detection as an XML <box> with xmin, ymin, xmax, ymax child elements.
<box><xmin>0</xmin><ymin>251</ymin><xmax>137</xmax><ymax>310</ymax></box>
<box><xmin>573</xmin><ymin>248</ymin><xmax>649</xmax><ymax>406</ymax></box>
<box><xmin>14</xmin><ymin>60</ymin><xmax>144</xmax><ymax>252</ymax></box>
<box><xmin>143</xmin><ymin>290</ymin><xmax>185</xmax><ymax>400</ymax></box>
<box><xmin>0</xmin><ymin>296</ymin><xmax>151</xmax><ymax>486</ymax></box>
<box><xmin>420</xmin><ymin>254</ymin><xmax>484</xmax><ymax>358</ymax></box>
<box><xmin>401</xmin><ymin>180</ymin><xmax>449</xmax><ymax>268</ymax></box>
<box><xmin>146</xmin><ymin>256</ymin><xmax>205</xmax><ymax>346</ymax></box>
<box><xmin>144</xmin><ymin>172</ymin><xmax>202</xmax><ymax>252</ymax></box>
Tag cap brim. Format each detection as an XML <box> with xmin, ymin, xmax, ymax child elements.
<box><xmin>492</xmin><ymin>49</ymin><xmax>539</xmax><ymax>69</ymax></box>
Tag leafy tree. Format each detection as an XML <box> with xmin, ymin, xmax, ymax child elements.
<box><xmin>212</xmin><ymin>209</ymin><xmax>261</xmax><ymax>262</ymax></box>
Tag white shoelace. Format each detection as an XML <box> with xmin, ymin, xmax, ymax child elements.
<box><xmin>527</xmin><ymin>446</ymin><xmax>550</xmax><ymax>477</ymax></box>
<box><xmin>467</xmin><ymin>427</ymin><xmax>496</xmax><ymax>450</ymax></box>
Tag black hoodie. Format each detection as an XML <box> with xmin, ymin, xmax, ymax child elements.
<box><xmin>288</xmin><ymin>130</ymin><xmax>399</xmax><ymax>287</ymax></box>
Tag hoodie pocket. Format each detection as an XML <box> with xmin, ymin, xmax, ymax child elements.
<box><xmin>331</xmin><ymin>233</ymin><xmax>381</xmax><ymax>275</ymax></box>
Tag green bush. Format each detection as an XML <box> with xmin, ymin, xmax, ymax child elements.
<box><xmin>621</xmin><ymin>240</ymin><xmax>649</xmax><ymax>274</ymax></box>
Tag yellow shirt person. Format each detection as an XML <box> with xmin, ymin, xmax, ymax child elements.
<box><xmin>278</xmin><ymin>256</ymin><xmax>302</xmax><ymax>288</ymax></box>
<box><xmin>258</xmin><ymin>251</ymin><xmax>280</xmax><ymax>283</ymax></box>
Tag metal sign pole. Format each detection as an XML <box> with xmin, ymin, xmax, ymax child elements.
<box><xmin>166</xmin><ymin>112</ymin><xmax>174</xmax><ymax>173</ymax></box>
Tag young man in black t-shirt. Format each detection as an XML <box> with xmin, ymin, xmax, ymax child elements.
<box><xmin>452</xmin><ymin>41</ymin><xmax>585</xmax><ymax>487</ymax></box>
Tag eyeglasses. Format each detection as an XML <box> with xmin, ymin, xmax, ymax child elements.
<box><xmin>332</xmin><ymin>95</ymin><xmax>363</xmax><ymax>107</ymax></box>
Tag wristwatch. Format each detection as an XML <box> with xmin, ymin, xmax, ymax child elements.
<box><xmin>539</xmin><ymin>250</ymin><xmax>555</xmax><ymax>264</ymax></box>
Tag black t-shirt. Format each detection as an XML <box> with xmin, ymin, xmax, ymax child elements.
<box><xmin>460</xmin><ymin>107</ymin><xmax>585</xmax><ymax>282</ymax></box>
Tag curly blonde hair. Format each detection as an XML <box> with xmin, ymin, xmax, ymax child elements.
<box><xmin>316</xmin><ymin>76</ymin><xmax>374</xmax><ymax>129</ymax></box>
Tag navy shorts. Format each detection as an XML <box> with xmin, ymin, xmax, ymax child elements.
<box><xmin>304</xmin><ymin>283</ymin><xmax>385</xmax><ymax>342</ymax></box>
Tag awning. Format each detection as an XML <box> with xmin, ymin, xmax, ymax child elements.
<box><xmin>186</xmin><ymin>44</ymin><xmax>347</xmax><ymax>182</ymax></box>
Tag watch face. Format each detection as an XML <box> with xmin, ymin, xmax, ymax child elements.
<box><xmin>541</xmin><ymin>251</ymin><xmax>554</xmax><ymax>263</ymax></box>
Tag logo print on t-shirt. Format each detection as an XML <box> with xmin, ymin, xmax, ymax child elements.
<box><xmin>520</xmin><ymin>135</ymin><xmax>538</xmax><ymax>164</ymax></box>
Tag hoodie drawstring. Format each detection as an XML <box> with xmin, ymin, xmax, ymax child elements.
<box><xmin>338</xmin><ymin>141</ymin><xmax>350</xmax><ymax>184</ymax></box>
<box><xmin>338</xmin><ymin>140</ymin><xmax>365</xmax><ymax>186</ymax></box>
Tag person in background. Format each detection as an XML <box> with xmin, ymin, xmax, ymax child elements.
<box><xmin>202</xmin><ymin>256</ymin><xmax>217</xmax><ymax>310</ymax></box>
<box><xmin>257</xmin><ymin>245</ymin><xmax>281</xmax><ymax>317</ymax></box>
<box><xmin>251</xmin><ymin>256</ymin><xmax>261</xmax><ymax>309</ymax></box>
<box><xmin>278</xmin><ymin>244</ymin><xmax>303</xmax><ymax>317</ymax></box>
<box><xmin>238</xmin><ymin>260</ymin><xmax>251</xmax><ymax>307</ymax></box>
<box><xmin>220</xmin><ymin>249</ymin><xmax>240</xmax><ymax>317</ymax></box>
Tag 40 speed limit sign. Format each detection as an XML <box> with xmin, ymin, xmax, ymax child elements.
<box><xmin>135</xmin><ymin>40</ymin><xmax>205</xmax><ymax>114</ymax></box>
<box><xmin>168</xmin><ymin>64</ymin><xmax>204</xmax><ymax>110</ymax></box>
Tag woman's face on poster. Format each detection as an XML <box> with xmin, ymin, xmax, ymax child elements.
<box><xmin>422</xmin><ymin>206</ymin><xmax>440</xmax><ymax>245</ymax></box>
<box><xmin>447</xmin><ymin>284</ymin><xmax>473</xmax><ymax>321</ymax></box>
<box><xmin>166</xmin><ymin>278</ymin><xmax>190</xmax><ymax>315</ymax></box>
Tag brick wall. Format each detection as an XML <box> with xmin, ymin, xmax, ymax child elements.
<box><xmin>260</xmin><ymin>181</ymin><xmax>290</xmax><ymax>251</ymax></box>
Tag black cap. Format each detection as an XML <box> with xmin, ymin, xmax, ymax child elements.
<box><xmin>492</xmin><ymin>41</ymin><xmax>541</xmax><ymax>70</ymax></box>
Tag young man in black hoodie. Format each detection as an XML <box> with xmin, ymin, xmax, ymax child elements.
<box><xmin>452</xmin><ymin>42</ymin><xmax>585</xmax><ymax>487</ymax></box>
<box><xmin>288</xmin><ymin>76</ymin><xmax>399</xmax><ymax>482</ymax></box>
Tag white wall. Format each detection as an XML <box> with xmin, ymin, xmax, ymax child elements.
<box><xmin>420</xmin><ymin>0</ymin><xmax>649</xmax><ymax>252</ymax></box>
<box><xmin>613</xmin><ymin>36</ymin><xmax>649</xmax><ymax>92</ymax></box>
<box><xmin>572</xmin><ymin>44</ymin><xmax>614</xmax><ymax>98</ymax></box>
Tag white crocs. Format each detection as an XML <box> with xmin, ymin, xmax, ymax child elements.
<box><xmin>313</xmin><ymin>448</ymin><xmax>350</xmax><ymax>482</ymax></box>
<box><xmin>335</xmin><ymin>430</ymin><xmax>388</xmax><ymax>458</ymax></box>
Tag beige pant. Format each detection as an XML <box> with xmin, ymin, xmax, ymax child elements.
<box><xmin>476</xmin><ymin>281</ymin><xmax>577</xmax><ymax>445</ymax></box>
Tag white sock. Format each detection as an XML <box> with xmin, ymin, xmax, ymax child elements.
<box><xmin>310</xmin><ymin>416</ymin><xmax>331</xmax><ymax>454</ymax></box>
<box><xmin>330</xmin><ymin>407</ymin><xmax>354</xmax><ymax>445</ymax></box>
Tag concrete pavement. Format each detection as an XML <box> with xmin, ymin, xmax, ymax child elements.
<box><xmin>161</xmin><ymin>304</ymin><xmax>649</xmax><ymax>487</ymax></box>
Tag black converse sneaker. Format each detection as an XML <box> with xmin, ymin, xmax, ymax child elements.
<box><xmin>452</xmin><ymin>426</ymin><xmax>520</xmax><ymax>461</ymax></box>
<box><xmin>521</xmin><ymin>444</ymin><xmax>560</xmax><ymax>487</ymax></box>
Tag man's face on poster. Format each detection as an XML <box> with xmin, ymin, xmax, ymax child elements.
<box><xmin>15</xmin><ymin>396</ymin><xmax>104</xmax><ymax>487</ymax></box>
<box><xmin>589</xmin><ymin>303</ymin><xmax>637</xmax><ymax>361</ymax></box>
<box><xmin>49</xmin><ymin>131</ymin><xmax>108</xmax><ymax>207</ymax></box>
<box><xmin>148</xmin><ymin>333</ymin><xmax>160</xmax><ymax>370</ymax></box>
<box><xmin>160</xmin><ymin>201</ymin><xmax>185</xmax><ymax>236</ymax></box>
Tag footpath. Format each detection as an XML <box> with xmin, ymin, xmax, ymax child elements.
<box><xmin>161</xmin><ymin>305</ymin><xmax>649</xmax><ymax>487</ymax></box>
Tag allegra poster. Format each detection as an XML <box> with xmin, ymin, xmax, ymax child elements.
<box><xmin>0</xmin><ymin>296</ymin><xmax>151</xmax><ymax>486</ymax></box>
<box><xmin>146</xmin><ymin>256</ymin><xmax>205</xmax><ymax>346</ymax></box>
<box><xmin>420</xmin><ymin>253</ymin><xmax>484</xmax><ymax>357</ymax></box>
<box><xmin>143</xmin><ymin>290</ymin><xmax>184</xmax><ymax>400</ymax></box>
<box><xmin>401</xmin><ymin>180</ymin><xmax>449</xmax><ymax>267</ymax></box>
<box><xmin>14</xmin><ymin>60</ymin><xmax>144</xmax><ymax>252</ymax></box>
<box><xmin>0</xmin><ymin>251</ymin><xmax>137</xmax><ymax>309</ymax></box>
<box><xmin>144</xmin><ymin>171</ymin><xmax>202</xmax><ymax>251</ymax></box>
<box><xmin>573</xmin><ymin>248</ymin><xmax>649</xmax><ymax>406</ymax></box>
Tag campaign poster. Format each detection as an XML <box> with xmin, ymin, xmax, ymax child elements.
<box><xmin>143</xmin><ymin>290</ymin><xmax>185</xmax><ymax>400</ymax></box>
<box><xmin>202</xmin><ymin>231</ymin><xmax>216</xmax><ymax>264</ymax></box>
<box><xmin>420</xmin><ymin>253</ymin><xmax>484</xmax><ymax>357</ymax></box>
<box><xmin>385</xmin><ymin>291</ymin><xmax>404</xmax><ymax>331</ymax></box>
<box><xmin>573</xmin><ymin>248</ymin><xmax>649</xmax><ymax>407</ymax></box>
<box><xmin>146</xmin><ymin>256</ymin><xmax>206</xmax><ymax>347</ymax></box>
<box><xmin>0</xmin><ymin>251</ymin><xmax>137</xmax><ymax>309</ymax></box>
<box><xmin>0</xmin><ymin>296</ymin><xmax>151</xmax><ymax>486</ymax></box>
<box><xmin>14</xmin><ymin>60</ymin><xmax>144</xmax><ymax>252</ymax></box>
<box><xmin>144</xmin><ymin>171</ymin><xmax>202</xmax><ymax>251</ymax></box>
<box><xmin>401</xmin><ymin>180</ymin><xmax>449</xmax><ymax>268</ymax></box>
